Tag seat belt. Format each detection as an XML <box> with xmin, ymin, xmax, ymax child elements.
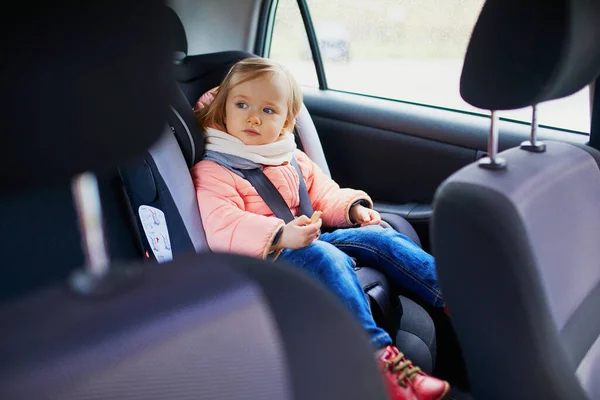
<box><xmin>292</xmin><ymin>157</ymin><xmax>314</xmax><ymax>219</ymax></box>
<box><xmin>238</xmin><ymin>156</ymin><xmax>314</xmax><ymax>223</ymax></box>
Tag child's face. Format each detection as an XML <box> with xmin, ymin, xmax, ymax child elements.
<box><xmin>224</xmin><ymin>73</ymin><xmax>291</xmax><ymax>146</ymax></box>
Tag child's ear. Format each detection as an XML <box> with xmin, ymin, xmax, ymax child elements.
<box><xmin>283</xmin><ymin>117</ymin><xmax>296</xmax><ymax>131</ymax></box>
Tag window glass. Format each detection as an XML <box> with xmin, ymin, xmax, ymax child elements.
<box><xmin>500</xmin><ymin>89</ymin><xmax>590</xmax><ymax>132</ymax></box>
<box><xmin>269</xmin><ymin>0</ymin><xmax>319</xmax><ymax>88</ymax></box>
<box><xmin>270</xmin><ymin>0</ymin><xmax>591</xmax><ymax>133</ymax></box>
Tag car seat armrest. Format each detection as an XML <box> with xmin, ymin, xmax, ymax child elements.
<box><xmin>373</xmin><ymin>202</ymin><xmax>432</xmax><ymax>222</ymax></box>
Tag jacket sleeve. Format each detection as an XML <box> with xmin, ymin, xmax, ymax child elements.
<box><xmin>295</xmin><ymin>150</ymin><xmax>372</xmax><ymax>228</ymax></box>
<box><xmin>191</xmin><ymin>161</ymin><xmax>285</xmax><ymax>259</ymax></box>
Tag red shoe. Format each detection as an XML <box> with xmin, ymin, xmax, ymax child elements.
<box><xmin>377</xmin><ymin>346</ymin><xmax>450</xmax><ymax>400</ymax></box>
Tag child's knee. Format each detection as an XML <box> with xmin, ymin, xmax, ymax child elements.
<box><xmin>376</xmin><ymin>224</ymin><xmax>418</xmax><ymax>246</ymax></box>
<box><xmin>310</xmin><ymin>241</ymin><xmax>353</xmax><ymax>269</ymax></box>
<box><xmin>363</xmin><ymin>224</ymin><xmax>385</xmax><ymax>233</ymax></box>
<box><xmin>359</xmin><ymin>224</ymin><xmax>390</xmax><ymax>242</ymax></box>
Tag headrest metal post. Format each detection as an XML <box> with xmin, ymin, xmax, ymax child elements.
<box><xmin>71</xmin><ymin>172</ymin><xmax>110</xmax><ymax>277</ymax></box>
<box><xmin>68</xmin><ymin>172</ymin><xmax>142</xmax><ymax>297</ymax></box>
<box><xmin>520</xmin><ymin>104</ymin><xmax>546</xmax><ymax>152</ymax></box>
<box><xmin>479</xmin><ymin>110</ymin><xmax>507</xmax><ymax>170</ymax></box>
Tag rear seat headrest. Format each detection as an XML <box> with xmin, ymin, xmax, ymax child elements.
<box><xmin>174</xmin><ymin>51</ymin><xmax>257</xmax><ymax>113</ymax></box>
<box><xmin>0</xmin><ymin>0</ymin><xmax>171</xmax><ymax>193</ymax></box>
<box><xmin>172</xmin><ymin>51</ymin><xmax>258</xmax><ymax>166</ymax></box>
<box><xmin>460</xmin><ymin>0</ymin><xmax>600</xmax><ymax>110</ymax></box>
<box><xmin>175</xmin><ymin>51</ymin><xmax>257</xmax><ymax>87</ymax></box>
<box><xmin>166</xmin><ymin>6</ymin><xmax>187</xmax><ymax>61</ymax></box>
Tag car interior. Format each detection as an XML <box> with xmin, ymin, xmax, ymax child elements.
<box><xmin>1</xmin><ymin>0</ymin><xmax>599</xmax><ymax>399</ymax></box>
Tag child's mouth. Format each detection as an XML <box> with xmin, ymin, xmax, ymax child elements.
<box><xmin>244</xmin><ymin>129</ymin><xmax>260</xmax><ymax>136</ymax></box>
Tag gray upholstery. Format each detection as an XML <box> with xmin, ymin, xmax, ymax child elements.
<box><xmin>148</xmin><ymin>127</ymin><xmax>207</xmax><ymax>252</ymax></box>
<box><xmin>296</xmin><ymin>105</ymin><xmax>332</xmax><ymax>177</ymax></box>
<box><xmin>578</xmin><ymin>336</ymin><xmax>600</xmax><ymax>398</ymax></box>
<box><xmin>0</xmin><ymin>254</ymin><xmax>388</xmax><ymax>400</ymax></box>
<box><xmin>396</xmin><ymin>296</ymin><xmax>437</xmax><ymax>374</ymax></box>
<box><xmin>433</xmin><ymin>141</ymin><xmax>600</xmax><ymax>400</ymax></box>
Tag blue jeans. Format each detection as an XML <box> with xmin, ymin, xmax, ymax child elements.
<box><xmin>277</xmin><ymin>225</ymin><xmax>443</xmax><ymax>349</ymax></box>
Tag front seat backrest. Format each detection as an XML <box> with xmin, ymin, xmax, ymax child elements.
<box><xmin>433</xmin><ymin>0</ymin><xmax>600</xmax><ymax>399</ymax></box>
<box><xmin>1</xmin><ymin>252</ymin><xmax>389</xmax><ymax>400</ymax></box>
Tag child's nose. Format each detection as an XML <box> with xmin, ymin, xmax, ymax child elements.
<box><xmin>247</xmin><ymin>114</ymin><xmax>261</xmax><ymax>125</ymax></box>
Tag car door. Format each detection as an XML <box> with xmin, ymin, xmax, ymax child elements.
<box><xmin>259</xmin><ymin>0</ymin><xmax>591</xmax><ymax>248</ymax></box>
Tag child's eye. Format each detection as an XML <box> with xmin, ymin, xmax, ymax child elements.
<box><xmin>263</xmin><ymin>107</ymin><xmax>275</xmax><ymax>114</ymax></box>
<box><xmin>236</xmin><ymin>102</ymin><xmax>248</xmax><ymax>109</ymax></box>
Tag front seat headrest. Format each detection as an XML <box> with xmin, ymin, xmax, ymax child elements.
<box><xmin>166</xmin><ymin>6</ymin><xmax>188</xmax><ymax>60</ymax></box>
<box><xmin>460</xmin><ymin>0</ymin><xmax>600</xmax><ymax>110</ymax></box>
<box><xmin>0</xmin><ymin>0</ymin><xmax>171</xmax><ymax>193</ymax></box>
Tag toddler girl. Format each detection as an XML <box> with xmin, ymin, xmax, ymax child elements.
<box><xmin>191</xmin><ymin>57</ymin><xmax>449</xmax><ymax>400</ymax></box>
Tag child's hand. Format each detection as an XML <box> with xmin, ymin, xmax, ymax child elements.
<box><xmin>277</xmin><ymin>215</ymin><xmax>322</xmax><ymax>250</ymax></box>
<box><xmin>350</xmin><ymin>205</ymin><xmax>381</xmax><ymax>227</ymax></box>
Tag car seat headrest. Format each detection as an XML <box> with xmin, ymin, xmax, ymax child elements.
<box><xmin>165</xmin><ymin>6</ymin><xmax>187</xmax><ymax>61</ymax></box>
<box><xmin>0</xmin><ymin>0</ymin><xmax>172</xmax><ymax>193</ymax></box>
<box><xmin>460</xmin><ymin>0</ymin><xmax>600</xmax><ymax>110</ymax></box>
<box><xmin>175</xmin><ymin>51</ymin><xmax>257</xmax><ymax>112</ymax></box>
<box><xmin>166</xmin><ymin>51</ymin><xmax>261</xmax><ymax>170</ymax></box>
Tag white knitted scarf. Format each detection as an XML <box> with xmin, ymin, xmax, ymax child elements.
<box><xmin>204</xmin><ymin>127</ymin><xmax>296</xmax><ymax>166</ymax></box>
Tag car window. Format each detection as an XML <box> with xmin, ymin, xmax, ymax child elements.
<box><xmin>269</xmin><ymin>0</ymin><xmax>319</xmax><ymax>88</ymax></box>
<box><xmin>269</xmin><ymin>0</ymin><xmax>591</xmax><ymax>133</ymax></box>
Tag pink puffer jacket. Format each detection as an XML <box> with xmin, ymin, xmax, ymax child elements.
<box><xmin>191</xmin><ymin>149</ymin><xmax>371</xmax><ymax>259</ymax></box>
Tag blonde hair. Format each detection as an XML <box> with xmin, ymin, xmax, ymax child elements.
<box><xmin>196</xmin><ymin>58</ymin><xmax>303</xmax><ymax>133</ymax></box>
